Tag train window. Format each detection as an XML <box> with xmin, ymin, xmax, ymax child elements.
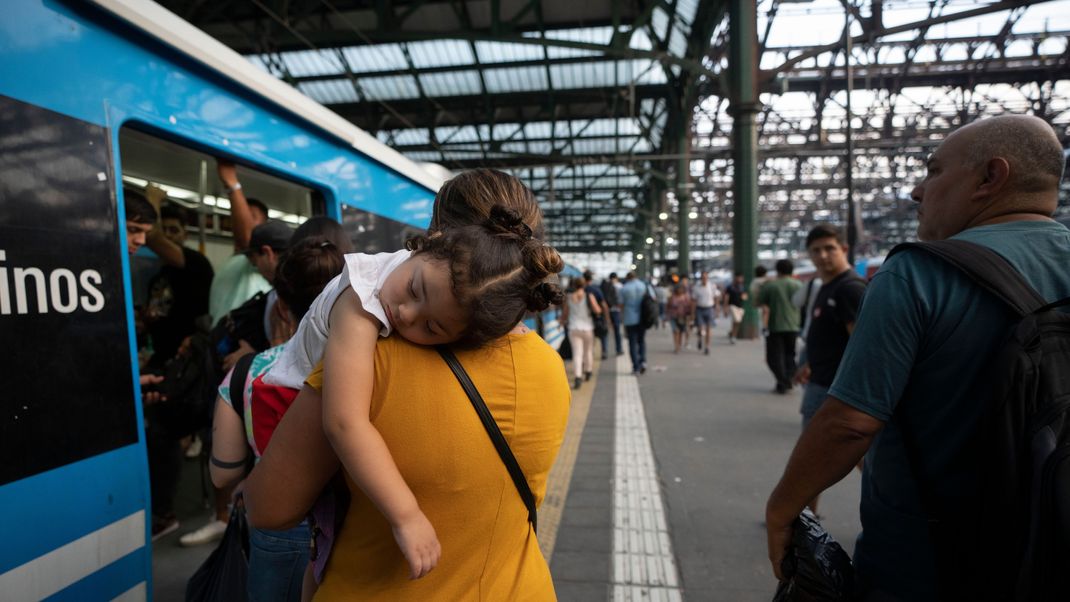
<box><xmin>118</xmin><ymin>127</ymin><xmax>324</xmax><ymax>275</ymax></box>
<box><xmin>341</xmin><ymin>204</ymin><xmax>424</xmax><ymax>254</ymax></box>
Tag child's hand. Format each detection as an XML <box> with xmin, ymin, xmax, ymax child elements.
<box><xmin>391</xmin><ymin>511</ymin><xmax>440</xmax><ymax>579</ymax></box>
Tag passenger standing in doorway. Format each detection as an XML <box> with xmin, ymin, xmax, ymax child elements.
<box><xmin>791</xmin><ymin>225</ymin><xmax>865</xmax><ymax>516</ymax></box>
<box><xmin>208</xmin><ymin>161</ymin><xmax>271</xmax><ymax>325</ymax></box>
<box><xmin>692</xmin><ymin>271</ymin><xmax>719</xmax><ymax>355</ymax></box>
<box><xmin>600</xmin><ymin>272</ymin><xmax>624</xmax><ymax>356</ymax></box>
<box><xmin>621</xmin><ymin>272</ymin><xmax>654</xmax><ymax>374</ymax></box>
<box><xmin>757</xmin><ymin>260</ymin><xmax>801</xmax><ymax>394</ymax></box>
<box><xmin>561</xmin><ymin>277</ymin><xmax>600</xmax><ymax>389</ymax></box>
<box><xmin>767</xmin><ymin>115</ymin><xmax>1070</xmax><ymax>601</ymax></box>
<box><xmin>723</xmin><ymin>272</ymin><xmax>747</xmax><ymax>344</ymax></box>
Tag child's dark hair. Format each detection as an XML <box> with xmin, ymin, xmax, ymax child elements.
<box><xmin>273</xmin><ymin>236</ymin><xmax>346</xmax><ymax>322</ymax></box>
<box><xmin>123</xmin><ymin>187</ymin><xmax>157</xmax><ymax>225</ymax></box>
<box><xmin>407</xmin><ymin>205</ymin><xmax>565</xmax><ymax>347</ymax></box>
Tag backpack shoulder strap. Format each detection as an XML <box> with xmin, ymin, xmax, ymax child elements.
<box><xmin>436</xmin><ymin>346</ymin><xmax>538</xmax><ymax>533</ymax></box>
<box><xmin>889</xmin><ymin>240</ymin><xmax>1047</xmax><ymax>317</ymax></box>
<box><xmin>229</xmin><ymin>352</ymin><xmax>256</xmax><ymax>424</ymax></box>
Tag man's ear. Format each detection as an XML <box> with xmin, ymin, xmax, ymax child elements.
<box><xmin>973</xmin><ymin>157</ymin><xmax>1011</xmax><ymax>200</ymax></box>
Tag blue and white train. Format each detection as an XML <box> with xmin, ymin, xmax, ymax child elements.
<box><xmin>0</xmin><ymin>1</ymin><xmax>561</xmax><ymax>599</ymax></box>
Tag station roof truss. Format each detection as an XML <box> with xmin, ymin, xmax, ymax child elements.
<box><xmin>164</xmin><ymin>0</ymin><xmax>1070</xmax><ymax>260</ymax></box>
<box><xmin>162</xmin><ymin>0</ymin><xmax>727</xmax><ymax>253</ymax></box>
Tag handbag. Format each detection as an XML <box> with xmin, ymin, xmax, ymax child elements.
<box><xmin>436</xmin><ymin>346</ymin><xmax>538</xmax><ymax>532</ymax></box>
<box><xmin>185</xmin><ymin>502</ymin><xmax>250</xmax><ymax>602</ymax></box>
<box><xmin>589</xmin><ymin>295</ymin><xmax>608</xmax><ymax>339</ymax></box>
<box><xmin>557</xmin><ymin>330</ymin><xmax>573</xmax><ymax>361</ymax></box>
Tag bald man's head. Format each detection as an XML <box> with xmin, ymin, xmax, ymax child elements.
<box><xmin>956</xmin><ymin>115</ymin><xmax>1064</xmax><ymax>194</ymax></box>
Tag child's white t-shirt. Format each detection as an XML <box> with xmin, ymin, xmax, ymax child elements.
<box><xmin>262</xmin><ymin>249</ymin><xmax>411</xmax><ymax>389</ymax></box>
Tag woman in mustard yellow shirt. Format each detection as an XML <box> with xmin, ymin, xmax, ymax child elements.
<box><xmin>245</xmin><ymin>323</ymin><xmax>569</xmax><ymax>601</ymax></box>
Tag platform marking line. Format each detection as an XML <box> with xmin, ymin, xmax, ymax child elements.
<box><xmin>112</xmin><ymin>581</ymin><xmax>147</xmax><ymax>601</ymax></box>
<box><xmin>612</xmin><ymin>354</ymin><xmax>682</xmax><ymax>600</ymax></box>
<box><xmin>539</xmin><ymin>356</ymin><xmax>599</xmax><ymax>561</ymax></box>
<box><xmin>0</xmin><ymin>510</ymin><xmax>145</xmax><ymax>601</ymax></box>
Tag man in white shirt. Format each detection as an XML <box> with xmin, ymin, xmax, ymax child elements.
<box><xmin>692</xmin><ymin>271</ymin><xmax>720</xmax><ymax>355</ymax></box>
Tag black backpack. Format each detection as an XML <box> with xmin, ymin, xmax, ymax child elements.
<box><xmin>639</xmin><ymin>284</ymin><xmax>658</xmax><ymax>330</ymax></box>
<box><xmin>890</xmin><ymin>240</ymin><xmax>1070</xmax><ymax>601</ymax></box>
<box><xmin>209</xmin><ymin>291</ymin><xmax>271</xmax><ymax>364</ymax></box>
<box><xmin>156</xmin><ymin>331</ymin><xmax>219</xmax><ymax>436</ymax></box>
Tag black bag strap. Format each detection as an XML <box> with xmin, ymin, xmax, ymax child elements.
<box><xmin>229</xmin><ymin>352</ymin><xmax>256</xmax><ymax>423</ymax></box>
<box><xmin>436</xmin><ymin>346</ymin><xmax>537</xmax><ymax>533</ymax></box>
<box><xmin>889</xmin><ymin>240</ymin><xmax>1047</xmax><ymax>317</ymax></box>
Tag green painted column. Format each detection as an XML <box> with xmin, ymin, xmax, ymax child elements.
<box><xmin>729</xmin><ymin>0</ymin><xmax>761</xmax><ymax>338</ymax></box>
<box><xmin>675</xmin><ymin>121</ymin><xmax>691</xmax><ymax>277</ymax></box>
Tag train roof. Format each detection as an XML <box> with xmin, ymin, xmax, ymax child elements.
<box><xmin>89</xmin><ymin>0</ymin><xmax>444</xmax><ymax>194</ymax></box>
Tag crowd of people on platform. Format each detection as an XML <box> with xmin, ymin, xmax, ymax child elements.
<box><xmin>125</xmin><ymin>114</ymin><xmax>1069</xmax><ymax>602</ymax></box>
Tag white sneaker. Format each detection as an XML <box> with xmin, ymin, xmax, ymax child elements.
<box><xmin>179</xmin><ymin>519</ymin><xmax>227</xmax><ymax>547</ymax></box>
<box><xmin>184</xmin><ymin>435</ymin><xmax>203</xmax><ymax>459</ymax></box>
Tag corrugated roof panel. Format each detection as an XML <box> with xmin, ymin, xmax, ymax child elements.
<box><xmin>524</xmin><ymin>122</ymin><xmax>553</xmax><ymax>139</ymax></box>
<box><xmin>435</xmin><ymin>125</ymin><xmax>480</xmax><ymax>143</ymax></box>
<box><xmin>418</xmin><ymin>70</ymin><xmax>483</xmax><ymax>96</ymax></box>
<box><xmin>668</xmin><ymin>26</ymin><xmax>689</xmax><ymax>57</ymax></box>
<box><xmin>492</xmin><ymin>123</ymin><xmax>523</xmax><ymax>140</ymax></box>
<box><xmin>651</xmin><ymin>7</ymin><xmax>671</xmax><ymax>42</ymax></box>
<box><xmin>550</xmin><ymin>62</ymin><xmax>619</xmax><ymax>89</ymax></box>
<box><xmin>359</xmin><ymin>75</ymin><xmax>420</xmax><ymax>100</ymax></box>
<box><xmin>341</xmin><ymin>44</ymin><xmax>409</xmax><ymax>73</ymax></box>
<box><xmin>406</xmin><ymin>39</ymin><xmax>477</xmax><ymax>68</ymax></box>
<box><xmin>483</xmin><ymin>66</ymin><xmax>548</xmax><ymax>92</ymax></box>
<box><xmin>474</xmin><ymin>40</ymin><xmax>545</xmax><ymax>63</ymax></box>
<box><xmin>403</xmin><ymin>151</ymin><xmax>444</xmax><ymax>162</ymax></box>
<box><xmin>297</xmin><ymin>79</ymin><xmax>360</xmax><ymax>104</ymax></box>
<box><xmin>676</xmin><ymin>0</ymin><xmax>700</xmax><ymax>28</ymax></box>
<box><xmin>629</xmin><ymin>28</ymin><xmax>654</xmax><ymax>51</ymax></box>
<box><xmin>279</xmin><ymin>49</ymin><xmax>344</xmax><ymax>77</ymax></box>
<box><xmin>392</xmin><ymin>128</ymin><xmax>430</xmax><ymax>146</ymax></box>
<box><xmin>245</xmin><ymin>55</ymin><xmax>274</xmax><ymax>74</ymax></box>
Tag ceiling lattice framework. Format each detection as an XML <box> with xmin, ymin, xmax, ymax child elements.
<box><xmin>164</xmin><ymin>0</ymin><xmax>1070</xmax><ymax>261</ymax></box>
<box><xmin>163</xmin><ymin>0</ymin><xmax>727</xmax><ymax>253</ymax></box>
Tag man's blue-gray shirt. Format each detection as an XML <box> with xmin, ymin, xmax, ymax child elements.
<box><xmin>828</xmin><ymin>220</ymin><xmax>1070</xmax><ymax>600</ymax></box>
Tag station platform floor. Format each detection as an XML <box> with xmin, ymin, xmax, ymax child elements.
<box><xmin>152</xmin><ymin>322</ymin><xmax>861</xmax><ymax>601</ymax></box>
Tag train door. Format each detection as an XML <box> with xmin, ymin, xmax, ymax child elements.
<box><xmin>0</xmin><ymin>95</ymin><xmax>150</xmax><ymax>600</ymax></box>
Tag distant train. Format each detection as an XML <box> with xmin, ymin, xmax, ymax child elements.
<box><xmin>0</xmin><ymin>1</ymin><xmax>559</xmax><ymax>599</ymax></box>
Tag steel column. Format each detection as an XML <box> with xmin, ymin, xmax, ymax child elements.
<box><xmin>729</xmin><ymin>0</ymin><xmax>760</xmax><ymax>338</ymax></box>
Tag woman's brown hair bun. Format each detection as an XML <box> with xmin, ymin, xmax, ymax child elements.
<box><xmin>486</xmin><ymin>205</ymin><xmax>533</xmax><ymax>241</ymax></box>
<box><xmin>527</xmin><ymin>281</ymin><xmax>564</xmax><ymax>312</ymax></box>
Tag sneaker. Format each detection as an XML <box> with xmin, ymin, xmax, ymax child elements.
<box><xmin>179</xmin><ymin>519</ymin><xmax>227</xmax><ymax>547</ymax></box>
<box><xmin>151</xmin><ymin>515</ymin><xmax>179</xmax><ymax>542</ymax></box>
<box><xmin>184</xmin><ymin>435</ymin><xmax>203</xmax><ymax>459</ymax></box>
<box><xmin>639</xmin><ymin>364</ymin><xmax>647</xmax><ymax>375</ymax></box>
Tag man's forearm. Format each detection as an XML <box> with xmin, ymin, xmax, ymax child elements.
<box><xmin>766</xmin><ymin>397</ymin><xmax>881</xmax><ymax>526</ymax></box>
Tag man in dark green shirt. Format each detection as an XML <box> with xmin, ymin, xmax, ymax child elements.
<box><xmin>757</xmin><ymin>259</ymin><xmax>802</xmax><ymax>394</ymax></box>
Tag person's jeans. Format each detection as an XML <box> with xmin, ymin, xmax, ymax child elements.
<box><xmin>248</xmin><ymin>524</ymin><xmax>312</xmax><ymax>602</ymax></box>
<box><xmin>609</xmin><ymin>309</ymin><xmax>623</xmax><ymax>354</ymax></box>
<box><xmin>625</xmin><ymin>324</ymin><xmax>647</xmax><ymax>373</ymax></box>
<box><xmin>765</xmin><ymin>331</ymin><xmax>797</xmax><ymax>391</ymax></box>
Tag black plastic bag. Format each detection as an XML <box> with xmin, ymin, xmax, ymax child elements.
<box><xmin>186</xmin><ymin>505</ymin><xmax>249</xmax><ymax>602</ymax></box>
<box><xmin>772</xmin><ymin>509</ymin><xmax>854</xmax><ymax>602</ymax></box>
<box><xmin>558</xmin><ymin>330</ymin><xmax>573</xmax><ymax>361</ymax></box>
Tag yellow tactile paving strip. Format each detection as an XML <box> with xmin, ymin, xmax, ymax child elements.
<box><xmin>538</xmin><ymin>356</ymin><xmax>599</xmax><ymax>562</ymax></box>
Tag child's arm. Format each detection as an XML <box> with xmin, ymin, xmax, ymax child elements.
<box><xmin>321</xmin><ymin>288</ymin><xmax>440</xmax><ymax>580</ymax></box>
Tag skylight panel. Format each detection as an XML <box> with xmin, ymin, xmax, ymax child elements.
<box><xmin>297</xmin><ymin>79</ymin><xmax>360</xmax><ymax>104</ymax></box>
<box><xmin>483</xmin><ymin>66</ymin><xmax>549</xmax><ymax>92</ymax></box>
<box><xmin>406</xmin><ymin>39</ymin><xmax>476</xmax><ymax>68</ymax></box>
<box><xmin>550</xmin><ymin>62</ymin><xmax>619</xmax><ymax>89</ymax></box>
<box><xmin>651</xmin><ymin>7</ymin><xmax>671</xmax><ymax>43</ymax></box>
<box><xmin>668</xmin><ymin>27</ymin><xmax>688</xmax><ymax>58</ymax></box>
<box><xmin>392</xmin><ymin>128</ymin><xmax>430</xmax><ymax>146</ymax></box>
<box><xmin>629</xmin><ymin>28</ymin><xmax>654</xmax><ymax>51</ymax></box>
<box><xmin>475</xmin><ymin>40</ymin><xmax>545</xmax><ymax>63</ymax></box>
<box><xmin>281</xmin><ymin>49</ymin><xmax>344</xmax><ymax>77</ymax></box>
<box><xmin>418</xmin><ymin>71</ymin><xmax>483</xmax><ymax>97</ymax></box>
<box><xmin>341</xmin><ymin>44</ymin><xmax>409</xmax><ymax>73</ymax></box>
<box><xmin>359</xmin><ymin>75</ymin><xmax>420</xmax><ymax>100</ymax></box>
<box><xmin>524</xmin><ymin>122</ymin><xmax>553</xmax><ymax>139</ymax></box>
<box><xmin>675</xmin><ymin>0</ymin><xmax>700</xmax><ymax>28</ymax></box>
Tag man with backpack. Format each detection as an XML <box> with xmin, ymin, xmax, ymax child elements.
<box><xmin>621</xmin><ymin>271</ymin><xmax>657</xmax><ymax>375</ymax></box>
<box><xmin>766</xmin><ymin>115</ymin><xmax>1069</xmax><ymax>601</ymax></box>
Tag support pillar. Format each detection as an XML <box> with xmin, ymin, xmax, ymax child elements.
<box><xmin>729</xmin><ymin>0</ymin><xmax>761</xmax><ymax>338</ymax></box>
<box><xmin>675</xmin><ymin>122</ymin><xmax>691</xmax><ymax>276</ymax></box>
